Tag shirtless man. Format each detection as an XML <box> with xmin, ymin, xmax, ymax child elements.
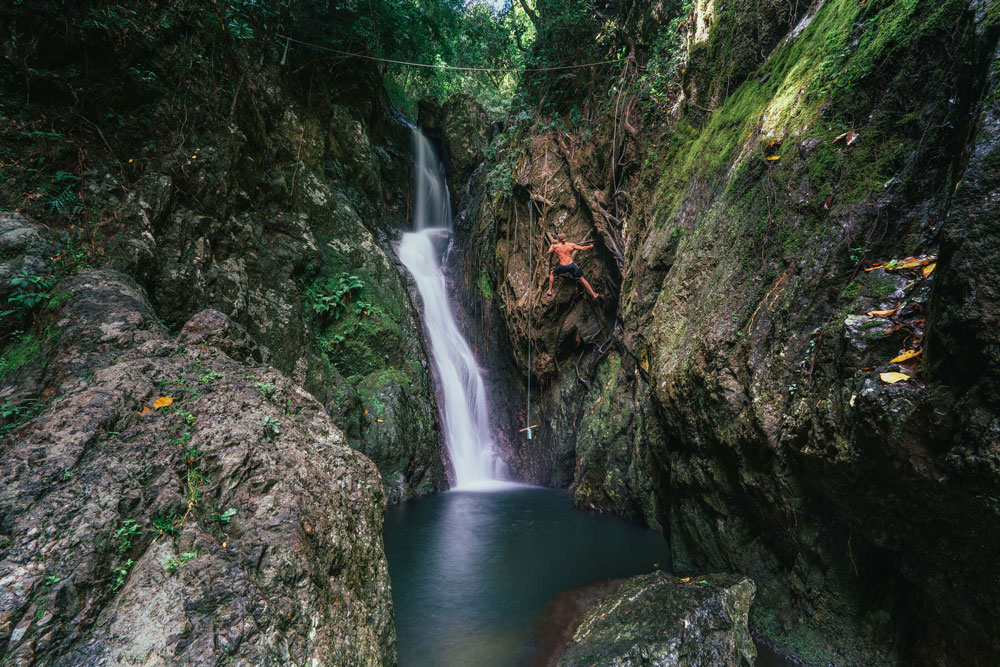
<box><xmin>546</xmin><ymin>233</ymin><xmax>599</xmax><ymax>298</ymax></box>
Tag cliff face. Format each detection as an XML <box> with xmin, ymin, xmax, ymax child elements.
<box><xmin>464</xmin><ymin>0</ymin><xmax>1000</xmax><ymax>663</ymax></box>
<box><xmin>0</xmin><ymin>2</ymin><xmax>448</xmax><ymax>662</ymax></box>
<box><xmin>0</xmin><ymin>268</ymin><xmax>394</xmax><ymax>664</ymax></box>
<box><xmin>0</xmin><ymin>2</ymin><xmax>446</xmax><ymax>503</ymax></box>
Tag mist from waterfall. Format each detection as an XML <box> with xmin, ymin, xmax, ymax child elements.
<box><xmin>398</xmin><ymin>128</ymin><xmax>499</xmax><ymax>488</ymax></box>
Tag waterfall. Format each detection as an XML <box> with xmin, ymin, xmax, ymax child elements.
<box><xmin>399</xmin><ymin>128</ymin><xmax>499</xmax><ymax>487</ymax></box>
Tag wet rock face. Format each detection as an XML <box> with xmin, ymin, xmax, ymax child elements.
<box><xmin>469</xmin><ymin>0</ymin><xmax>1000</xmax><ymax>663</ymax></box>
<box><xmin>418</xmin><ymin>94</ymin><xmax>491</xmax><ymax>210</ymax></box>
<box><xmin>54</xmin><ymin>59</ymin><xmax>446</xmax><ymax>504</ymax></box>
<box><xmin>684</xmin><ymin>0</ymin><xmax>811</xmax><ymax>112</ymax></box>
<box><xmin>558</xmin><ymin>572</ymin><xmax>756</xmax><ymax>667</ymax></box>
<box><xmin>440</xmin><ymin>94</ymin><xmax>492</xmax><ymax>207</ymax></box>
<box><xmin>0</xmin><ymin>270</ymin><xmax>395</xmax><ymax>665</ymax></box>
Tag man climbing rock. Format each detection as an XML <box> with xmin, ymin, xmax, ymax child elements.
<box><xmin>546</xmin><ymin>233</ymin><xmax>599</xmax><ymax>299</ymax></box>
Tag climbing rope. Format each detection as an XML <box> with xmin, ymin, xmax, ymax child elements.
<box><xmin>275</xmin><ymin>35</ymin><xmax>627</xmax><ymax>73</ymax></box>
<box><xmin>526</xmin><ymin>202</ymin><xmax>533</xmax><ymax>440</ymax></box>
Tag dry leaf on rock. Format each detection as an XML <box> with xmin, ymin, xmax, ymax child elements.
<box><xmin>153</xmin><ymin>396</ymin><xmax>174</xmax><ymax>409</ymax></box>
<box><xmin>890</xmin><ymin>349</ymin><xmax>921</xmax><ymax>363</ymax></box>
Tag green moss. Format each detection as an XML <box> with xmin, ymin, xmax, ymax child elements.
<box><xmin>477</xmin><ymin>268</ymin><xmax>493</xmax><ymax>300</ymax></box>
<box><xmin>0</xmin><ymin>334</ymin><xmax>43</xmax><ymax>381</ymax></box>
<box><xmin>358</xmin><ymin>368</ymin><xmax>410</xmax><ymax>398</ymax></box>
<box><xmin>840</xmin><ymin>281</ymin><xmax>861</xmax><ymax>300</ymax></box>
<box><xmin>652</xmin><ymin>0</ymin><xmax>974</xmax><ymax>237</ymax></box>
<box><xmin>323</xmin><ymin>310</ymin><xmax>404</xmax><ymax>378</ymax></box>
<box><xmin>864</xmin><ymin>277</ymin><xmax>896</xmax><ymax>299</ymax></box>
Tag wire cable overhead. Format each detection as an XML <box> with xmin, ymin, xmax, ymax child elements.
<box><xmin>275</xmin><ymin>34</ymin><xmax>626</xmax><ymax>72</ymax></box>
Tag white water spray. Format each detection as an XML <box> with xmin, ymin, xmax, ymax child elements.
<box><xmin>399</xmin><ymin>129</ymin><xmax>499</xmax><ymax>487</ymax></box>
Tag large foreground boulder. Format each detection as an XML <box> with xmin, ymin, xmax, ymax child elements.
<box><xmin>0</xmin><ymin>270</ymin><xmax>394</xmax><ymax>665</ymax></box>
<box><xmin>558</xmin><ymin>572</ymin><xmax>756</xmax><ymax>667</ymax></box>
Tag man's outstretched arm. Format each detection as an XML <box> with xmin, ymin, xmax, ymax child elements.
<box><xmin>574</xmin><ymin>243</ymin><xmax>595</xmax><ymax>251</ymax></box>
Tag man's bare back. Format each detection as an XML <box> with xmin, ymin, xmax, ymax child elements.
<box><xmin>546</xmin><ymin>233</ymin><xmax>598</xmax><ymax>298</ymax></box>
<box><xmin>551</xmin><ymin>242</ymin><xmax>585</xmax><ymax>265</ymax></box>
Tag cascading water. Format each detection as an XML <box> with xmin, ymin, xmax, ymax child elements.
<box><xmin>398</xmin><ymin>128</ymin><xmax>499</xmax><ymax>487</ymax></box>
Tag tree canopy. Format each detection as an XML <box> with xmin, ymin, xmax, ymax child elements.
<box><xmin>273</xmin><ymin>0</ymin><xmax>537</xmax><ymax>117</ymax></box>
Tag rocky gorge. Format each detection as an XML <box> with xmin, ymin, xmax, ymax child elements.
<box><xmin>1</xmin><ymin>0</ymin><xmax>999</xmax><ymax>665</ymax></box>
<box><xmin>451</xmin><ymin>0</ymin><xmax>1000</xmax><ymax>664</ymax></box>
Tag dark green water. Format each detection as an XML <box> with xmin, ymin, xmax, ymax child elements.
<box><xmin>383</xmin><ymin>486</ymin><xmax>669</xmax><ymax>666</ymax></box>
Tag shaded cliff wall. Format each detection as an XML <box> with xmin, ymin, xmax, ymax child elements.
<box><xmin>465</xmin><ymin>0</ymin><xmax>1000</xmax><ymax>664</ymax></box>
<box><xmin>0</xmin><ymin>3</ymin><xmax>461</xmax><ymax>662</ymax></box>
<box><xmin>0</xmin><ymin>1</ymin><xmax>446</xmax><ymax>503</ymax></box>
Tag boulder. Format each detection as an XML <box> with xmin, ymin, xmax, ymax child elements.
<box><xmin>558</xmin><ymin>572</ymin><xmax>756</xmax><ymax>667</ymax></box>
<box><xmin>0</xmin><ymin>213</ymin><xmax>60</xmax><ymax>331</ymax></box>
<box><xmin>0</xmin><ymin>270</ymin><xmax>395</xmax><ymax>665</ymax></box>
<box><xmin>177</xmin><ymin>308</ymin><xmax>263</xmax><ymax>363</ymax></box>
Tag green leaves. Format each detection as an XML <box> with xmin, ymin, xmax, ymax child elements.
<box><xmin>44</xmin><ymin>171</ymin><xmax>81</xmax><ymax>216</ymax></box>
<box><xmin>215</xmin><ymin>507</ymin><xmax>238</xmax><ymax>525</ymax></box>
<box><xmin>305</xmin><ymin>273</ymin><xmax>365</xmax><ymax>318</ymax></box>
<box><xmin>262</xmin><ymin>416</ymin><xmax>281</xmax><ymax>440</ymax></box>
<box><xmin>163</xmin><ymin>550</ymin><xmax>197</xmax><ymax>573</ymax></box>
<box><xmin>8</xmin><ymin>270</ymin><xmax>54</xmax><ymax>310</ymax></box>
<box><xmin>114</xmin><ymin>519</ymin><xmax>142</xmax><ymax>554</ymax></box>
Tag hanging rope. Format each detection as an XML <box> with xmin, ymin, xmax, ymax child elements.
<box><xmin>274</xmin><ymin>35</ymin><xmax>627</xmax><ymax>73</ymax></box>
<box><xmin>526</xmin><ymin>202</ymin><xmax>533</xmax><ymax>440</ymax></box>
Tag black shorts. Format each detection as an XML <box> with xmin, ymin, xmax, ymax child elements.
<box><xmin>552</xmin><ymin>263</ymin><xmax>583</xmax><ymax>279</ymax></box>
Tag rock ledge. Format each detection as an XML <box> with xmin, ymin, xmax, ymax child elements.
<box><xmin>559</xmin><ymin>571</ymin><xmax>756</xmax><ymax>667</ymax></box>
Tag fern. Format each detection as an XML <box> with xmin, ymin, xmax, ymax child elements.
<box><xmin>43</xmin><ymin>171</ymin><xmax>81</xmax><ymax>216</ymax></box>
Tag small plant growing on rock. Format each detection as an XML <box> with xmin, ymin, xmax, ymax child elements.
<box><xmin>151</xmin><ymin>511</ymin><xmax>180</xmax><ymax>536</ymax></box>
<box><xmin>198</xmin><ymin>370</ymin><xmax>221</xmax><ymax>385</ymax></box>
<box><xmin>7</xmin><ymin>270</ymin><xmax>54</xmax><ymax>310</ymax></box>
<box><xmin>254</xmin><ymin>381</ymin><xmax>276</xmax><ymax>398</ymax></box>
<box><xmin>262</xmin><ymin>416</ymin><xmax>281</xmax><ymax>440</ymax></box>
<box><xmin>114</xmin><ymin>519</ymin><xmax>142</xmax><ymax>554</ymax></box>
<box><xmin>112</xmin><ymin>559</ymin><xmax>134</xmax><ymax>591</ymax></box>
<box><xmin>162</xmin><ymin>551</ymin><xmax>197</xmax><ymax>574</ymax></box>
<box><xmin>0</xmin><ymin>399</ymin><xmax>40</xmax><ymax>434</ymax></box>
<box><xmin>214</xmin><ymin>507</ymin><xmax>238</xmax><ymax>526</ymax></box>
<box><xmin>305</xmin><ymin>272</ymin><xmax>364</xmax><ymax>319</ymax></box>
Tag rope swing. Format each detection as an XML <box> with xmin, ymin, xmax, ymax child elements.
<box><xmin>525</xmin><ymin>202</ymin><xmax>536</xmax><ymax>440</ymax></box>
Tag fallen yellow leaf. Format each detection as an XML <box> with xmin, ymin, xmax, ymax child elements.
<box><xmin>923</xmin><ymin>263</ymin><xmax>936</xmax><ymax>277</ymax></box>
<box><xmin>680</xmin><ymin>577</ymin><xmax>691</xmax><ymax>582</ymax></box>
<box><xmin>376</xmin><ymin>419</ymin><xmax>384</xmax><ymax>423</ymax></box>
<box><xmin>890</xmin><ymin>349</ymin><xmax>921</xmax><ymax>363</ymax></box>
<box><xmin>867</xmin><ymin>308</ymin><xmax>896</xmax><ymax>317</ymax></box>
<box><xmin>880</xmin><ymin>372</ymin><xmax>911</xmax><ymax>384</ymax></box>
<box><xmin>138</xmin><ymin>406</ymin><xmax>152</xmax><ymax>415</ymax></box>
<box><xmin>894</xmin><ymin>258</ymin><xmax>924</xmax><ymax>269</ymax></box>
<box><xmin>766</xmin><ymin>155</ymin><xmax>781</xmax><ymax>161</ymax></box>
<box><xmin>153</xmin><ymin>396</ymin><xmax>174</xmax><ymax>409</ymax></box>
